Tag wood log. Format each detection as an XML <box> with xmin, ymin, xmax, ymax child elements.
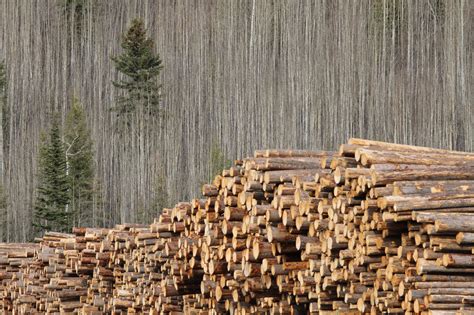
<box><xmin>2</xmin><ymin>139</ymin><xmax>474</xmax><ymax>315</ymax></box>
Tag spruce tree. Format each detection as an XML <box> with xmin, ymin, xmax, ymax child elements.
<box><xmin>111</xmin><ymin>18</ymin><xmax>163</xmax><ymax>120</ymax></box>
<box><xmin>34</xmin><ymin>114</ymin><xmax>71</xmax><ymax>233</ymax></box>
<box><xmin>65</xmin><ymin>98</ymin><xmax>95</xmax><ymax>227</ymax></box>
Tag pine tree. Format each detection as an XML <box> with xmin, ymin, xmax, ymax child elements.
<box><xmin>34</xmin><ymin>114</ymin><xmax>71</xmax><ymax>234</ymax></box>
<box><xmin>65</xmin><ymin>98</ymin><xmax>95</xmax><ymax>227</ymax></box>
<box><xmin>111</xmin><ymin>18</ymin><xmax>163</xmax><ymax>121</ymax></box>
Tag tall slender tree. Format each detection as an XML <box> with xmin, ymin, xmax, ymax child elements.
<box><xmin>0</xmin><ymin>62</ymin><xmax>6</xmax><ymax>240</ymax></box>
<box><xmin>111</xmin><ymin>18</ymin><xmax>163</xmax><ymax>121</ymax></box>
<box><xmin>34</xmin><ymin>114</ymin><xmax>71</xmax><ymax>234</ymax></box>
<box><xmin>64</xmin><ymin>98</ymin><xmax>96</xmax><ymax>227</ymax></box>
<box><xmin>0</xmin><ymin>61</ymin><xmax>6</xmax><ymax>177</ymax></box>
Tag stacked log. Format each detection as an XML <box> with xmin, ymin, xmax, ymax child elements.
<box><xmin>2</xmin><ymin>230</ymin><xmax>112</xmax><ymax>314</ymax></box>
<box><xmin>0</xmin><ymin>233</ymin><xmax>77</xmax><ymax>313</ymax></box>
<box><xmin>335</xmin><ymin>139</ymin><xmax>474</xmax><ymax>314</ymax></box>
<box><xmin>0</xmin><ymin>243</ymin><xmax>38</xmax><ymax>312</ymax></box>
<box><xmin>68</xmin><ymin>224</ymin><xmax>149</xmax><ymax>314</ymax></box>
<box><xmin>150</xmin><ymin>151</ymin><xmax>336</xmax><ymax>314</ymax></box>
<box><xmin>1</xmin><ymin>139</ymin><xmax>474</xmax><ymax>314</ymax></box>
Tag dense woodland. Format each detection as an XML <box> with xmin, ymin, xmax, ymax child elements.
<box><xmin>0</xmin><ymin>0</ymin><xmax>472</xmax><ymax>241</ymax></box>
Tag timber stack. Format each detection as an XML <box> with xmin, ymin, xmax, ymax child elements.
<box><xmin>1</xmin><ymin>138</ymin><xmax>474</xmax><ymax>314</ymax></box>
<box><xmin>0</xmin><ymin>243</ymin><xmax>38</xmax><ymax>312</ymax></box>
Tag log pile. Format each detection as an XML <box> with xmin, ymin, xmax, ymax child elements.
<box><xmin>0</xmin><ymin>243</ymin><xmax>38</xmax><ymax>312</ymax></box>
<box><xmin>4</xmin><ymin>231</ymin><xmax>102</xmax><ymax>313</ymax></box>
<box><xmin>1</xmin><ymin>138</ymin><xmax>474</xmax><ymax>314</ymax></box>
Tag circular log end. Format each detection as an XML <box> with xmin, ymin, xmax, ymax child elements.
<box><xmin>225</xmin><ymin>248</ymin><xmax>233</xmax><ymax>263</ymax></box>
<box><xmin>232</xmin><ymin>289</ymin><xmax>239</xmax><ymax>302</ymax></box>
<box><xmin>354</xmin><ymin>148</ymin><xmax>362</xmax><ymax>162</ymax></box>
<box><xmin>295</xmin><ymin>236</ymin><xmax>302</xmax><ymax>250</ymax></box>
<box><xmin>215</xmin><ymin>285</ymin><xmax>222</xmax><ymax>301</ymax></box>
<box><xmin>266</xmin><ymin>226</ymin><xmax>274</xmax><ymax>243</ymax></box>
<box><xmin>208</xmin><ymin>260</ymin><xmax>215</xmax><ymax>275</ymax></box>
<box><xmin>442</xmin><ymin>254</ymin><xmax>453</xmax><ymax>267</ymax></box>
<box><xmin>334</xmin><ymin>167</ymin><xmax>343</xmax><ymax>184</ymax></box>
<box><xmin>252</xmin><ymin>244</ymin><xmax>259</xmax><ymax>260</ymax></box>
<box><xmin>356</xmin><ymin>297</ymin><xmax>365</xmax><ymax>312</ymax></box>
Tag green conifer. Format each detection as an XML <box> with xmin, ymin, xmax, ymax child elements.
<box><xmin>34</xmin><ymin>114</ymin><xmax>71</xmax><ymax>233</ymax></box>
<box><xmin>111</xmin><ymin>18</ymin><xmax>163</xmax><ymax>120</ymax></box>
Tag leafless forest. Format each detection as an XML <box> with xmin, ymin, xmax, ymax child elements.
<box><xmin>0</xmin><ymin>0</ymin><xmax>472</xmax><ymax>241</ymax></box>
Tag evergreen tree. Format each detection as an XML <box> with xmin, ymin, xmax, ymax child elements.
<box><xmin>64</xmin><ymin>98</ymin><xmax>95</xmax><ymax>227</ymax></box>
<box><xmin>111</xmin><ymin>18</ymin><xmax>163</xmax><ymax>121</ymax></box>
<box><xmin>34</xmin><ymin>114</ymin><xmax>71</xmax><ymax>234</ymax></box>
